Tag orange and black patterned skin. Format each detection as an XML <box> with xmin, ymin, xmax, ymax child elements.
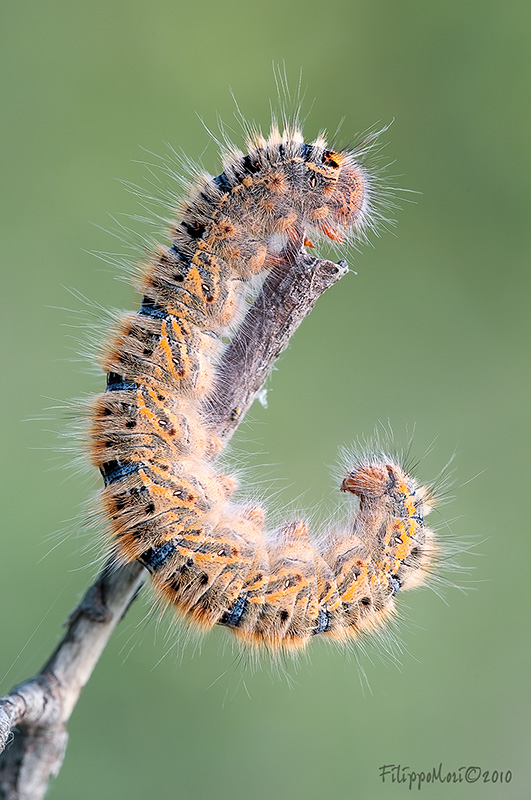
<box><xmin>90</xmin><ymin>127</ymin><xmax>436</xmax><ymax>652</ymax></box>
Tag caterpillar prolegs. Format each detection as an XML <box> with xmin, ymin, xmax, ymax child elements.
<box><xmin>89</xmin><ymin>123</ymin><xmax>436</xmax><ymax>652</ymax></box>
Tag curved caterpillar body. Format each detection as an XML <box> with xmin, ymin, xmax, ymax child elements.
<box><xmin>89</xmin><ymin>123</ymin><xmax>436</xmax><ymax>652</ymax></box>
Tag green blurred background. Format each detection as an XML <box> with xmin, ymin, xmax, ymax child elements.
<box><xmin>1</xmin><ymin>1</ymin><xmax>529</xmax><ymax>798</ymax></box>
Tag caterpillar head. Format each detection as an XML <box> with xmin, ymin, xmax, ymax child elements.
<box><xmin>327</xmin><ymin>156</ymin><xmax>367</xmax><ymax>231</ymax></box>
<box><xmin>303</xmin><ymin>148</ymin><xmax>368</xmax><ymax>243</ymax></box>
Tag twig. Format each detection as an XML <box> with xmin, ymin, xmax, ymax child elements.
<box><xmin>0</xmin><ymin>243</ymin><xmax>348</xmax><ymax>799</ymax></box>
<box><xmin>208</xmin><ymin>249</ymin><xmax>349</xmax><ymax>439</ymax></box>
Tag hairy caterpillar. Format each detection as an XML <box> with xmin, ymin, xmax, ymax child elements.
<box><xmin>89</xmin><ymin>120</ymin><xmax>436</xmax><ymax>652</ymax></box>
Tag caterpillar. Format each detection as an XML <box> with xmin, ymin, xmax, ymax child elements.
<box><xmin>89</xmin><ymin>120</ymin><xmax>436</xmax><ymax>652</ymax></box>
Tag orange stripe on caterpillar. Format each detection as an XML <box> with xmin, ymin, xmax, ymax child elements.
<box><xmin>89</xmin><ymin>121</ymin><xmax>437</xmax><ymax>653</ymax></box>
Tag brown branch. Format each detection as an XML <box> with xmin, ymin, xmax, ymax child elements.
<box><xmin>208</xmin><ymin>248</ymin><xmax>349</xmax><ymax>439</ymax></box>
<box><xmin>0</xmin><ymin>243</ymin><xmax>348</xmax><ymax>800</ymax></box>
